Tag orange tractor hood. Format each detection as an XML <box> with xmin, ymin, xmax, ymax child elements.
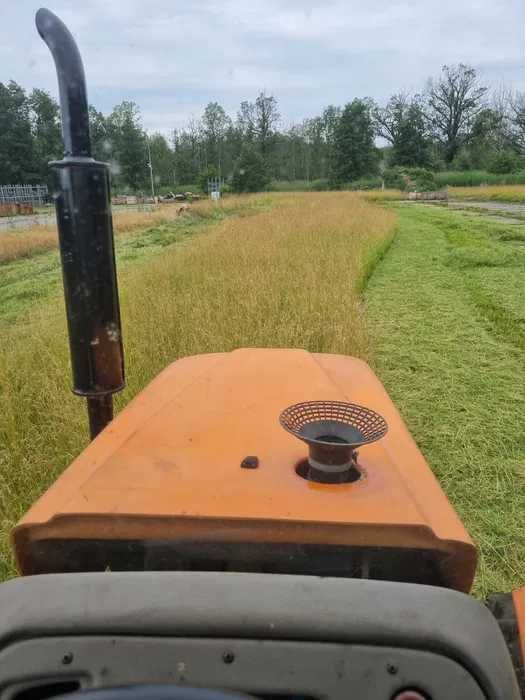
<box><xmin>13</xmin><ymin>348</ymin><xmax>476</xmax><ymax>590</ymax></box>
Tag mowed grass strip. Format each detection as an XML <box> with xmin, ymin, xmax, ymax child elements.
<box><xmin>0</xmin><ymin>207</ymin><xmax>175</xmax><ymax>264</ymax></box>
<box><xmin>366</xmin><ymin>204</ymin><xmax>525</xmax><ymax>597</ymax></box>
<box><xmin>0</xmin><ymin>195</ymin><xmax>270</xmax><ymax>325</ymax></box>
<box><xmin>0</xmin><ymin>196</ymin><xmax>259</xmax><ymax>265</ymax></box>
<box><xmin>0</xmin><ymin>191</ymin><xmax>396</xmax><ymax>579</ymax></box>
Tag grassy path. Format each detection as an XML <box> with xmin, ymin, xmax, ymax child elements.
<box><xmin>366</xmin><ymin>205</ymin><xmax>525</xmax><ymax>596</ymax></box>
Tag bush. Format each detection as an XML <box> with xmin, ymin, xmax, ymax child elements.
<box><xmin>268</xmin><ymin>180</ymin><xmax>313</xmax><ymax>192</ymax></box>
<box><xmin>231</xmin><ymin>146</ymin><xmax>269</xmax><ymax>193</ymax></box>
<box><xmin>348</xmin><ymin>176</ymin><xmax>383</xmax><ymax>190</ymax></box>
<box><xmin>451</xmin><ymin>149</ymin><xmax>474</xmax><ymax>171</ymax></box>
<box><xmin>434</xmin><ymin>170</ymin><xmax>525</xmax><ymax>187</ymax></box>
<box><xmin>383</xmin><ymin>168</ymin><xmax>406</xmax><ymax>190</ymax></box>
<box><xmin>383</xmin><ymin>167</ymin><xmax>437</xmax><ymax>192</ymax></box>
<box><xmin>309</xmin><ymin>179</ymin><xmax>330</xmax><ymax>191</ymax></box>
<box><xmin>409</xmin><ymin>168</ymin><xmax>437</xmax><ymax>192</ymax></box>
<box><xmin>488</xmin><ymin>151</ymin><xmax>518</xmax><ymax>174</ymax></box>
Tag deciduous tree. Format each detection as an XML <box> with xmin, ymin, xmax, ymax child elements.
<box><xmin>29</xmin><ymin>89</ymin><xmax>61</xmax><ymax>179</ymax></box>
<box><xmin>374</xmin><ymin>93</ymin><xmax>431</xmax><ymax>167</ymax></box>
<box><xmin>0</xmin><ymin>81</ymin><xmax>35</xmax><ymax>184</ymax></box>
<box><xmin>232</xmin><ymin>145</ymin><xmax>269</xmax><ymax>192</ymax></box>
<box><xmin>106</xmin><ymin>101</ymin><xmax>147</xmax><ymax>190</ymax></box>
<box><xmin>202</xmin><ymin>102</ymin><xmax>231</xmax><ymax>172</ymax></box>
<box><xmin>237</xmin><ymin>92</ymin><xmax>280</xmax><ymax>159</ymax></box>
<box><xmin>331</xmin><ymin>99</ymin><xmax>378</xmax><ymax>183</ymax></box>
<box><xmin>426</xmin><ymin>64</ymin><xmax>487</xmax><ymax>164</ymax></box>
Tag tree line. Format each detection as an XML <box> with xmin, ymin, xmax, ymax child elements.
<box><xmin>4</xmin><ymin>63</ymin><xmax>525</xmax><ymax>192</ymax></box>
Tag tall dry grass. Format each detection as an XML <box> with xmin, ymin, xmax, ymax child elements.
<box><xmin>449</xmin><ymin>185</ymin><xmax>525</xmax><ymax>202</ymax></box>
<box><xmin>0</xmin><ymin>228</ymin><xmax>58</xmax><ymax>263</ymax></box>
<box><xmin>360</xmin><ymin>189</ymin><xmax>405</xmax><ymax>202</ymax></box>
<box><xmin>0</xmin><ymin>192</ymin><xmax>396</xmax><ymax>578</ymax></box>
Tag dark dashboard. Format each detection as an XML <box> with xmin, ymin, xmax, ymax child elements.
<box><xmin>0</xmin><ymin>572</ymin><xmax>520</xmax><ymax>700</ymax></box>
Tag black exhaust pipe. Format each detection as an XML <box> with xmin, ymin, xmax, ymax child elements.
<box><xmin>36</xmin><ymin>8</ymin><xmax>125</xmax><ymax>439</ymax></box>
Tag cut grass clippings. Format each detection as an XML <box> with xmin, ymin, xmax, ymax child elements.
<box><xmin>366</xmin><ymin>204</ymin><xmax>525</xmax><ymax>597</ymax></box>
<box><xmin>0</xmin><ymin>191</ymin><xmax>396</xmax><ymax>580</ymax></box>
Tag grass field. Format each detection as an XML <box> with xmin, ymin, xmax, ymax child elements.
<box><xmin>0</xmin><ymin>198</ymin><xmax>260</xmax><ymax>265</ymax></box>
<box><xmin>366</xmin><ymin>204</ymin><xmax>525</xmax><ymax>596</ymax></box>
<box><xmin>0</xmin><ymin>191</ymin><xmax>395</xmax><ymax>579</ymax></box>
<box><xmin>1</xmin><ymin>191</ymin><xmax>523</xmax><ymax>596</ymax></box>
<box><xmin>450</xmin><ymin>184</ymin><xmax>525</xmax><ymax>202</ymax></box>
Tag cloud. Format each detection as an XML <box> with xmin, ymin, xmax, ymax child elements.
<box><xmin>3</xmin><ymin>0</ymin><xmax>525</xmax><ymax>135</ymax></box>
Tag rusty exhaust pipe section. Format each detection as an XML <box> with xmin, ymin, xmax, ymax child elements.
<box><xmin>36</xmin><ymin>8</ymin><xmax>125</xmax><ymax>439</ymax></box>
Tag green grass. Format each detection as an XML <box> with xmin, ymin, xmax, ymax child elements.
<box><xmin>269</xmin><ymin>178</ymin><xmax>385</xmax><ymax>192</ymax></box>
<box><xmin>366</xmin><ymin>204</ymin><xmax>525</xmax><ymax>596</ymax></box>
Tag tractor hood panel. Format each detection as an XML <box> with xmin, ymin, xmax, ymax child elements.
<box><xmin>13</xmin><ymin>349</ymin><xmax>476</xmax><ymax>591</ymax></box>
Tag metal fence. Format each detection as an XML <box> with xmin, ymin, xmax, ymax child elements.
<box><xmin>0</xmin><ymin>184</ymin><xmax>49</xmax><ymax>205</ymax></box>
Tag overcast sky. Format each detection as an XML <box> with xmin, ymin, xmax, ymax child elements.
<box><xmin>2</xmin><ymin>1</ymin><xmax>525</xmax><ymax>137</ymax></box>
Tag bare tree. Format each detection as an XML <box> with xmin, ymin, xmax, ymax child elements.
<box><xmin>202</xmin><ymin>102</ymin><xmax>231</xmax><ymax>172</ymax></box>
<box><xmin>237</xmin><ymin>100</ymin><xmax>255</xmax><ymax>141</ymax></box>
<box><xmin>506</xmin><ymin>91</ymin><xmax>525</xmax><ymax>153</ymax></box>
<box><xmin>426</xmin><ymin>64</ymin><xmax>487</xmax><ymax>164</ymax></box>
<box><xmin>237</xmin><ymin>92</ymin><xmax>280</xmax><ymax>158</ymax></box>
<box><xmin>373</xmin><ymin>93</ymin><xmax>411</xmax><ymax>144</ymax></box>
<box><xmin>187</xmin><ymin>116</ymin><xmax>205</xmax><ymax>171</ymax></box>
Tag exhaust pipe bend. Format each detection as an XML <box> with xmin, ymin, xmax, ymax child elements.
<box><xmin>36</xmin><ymin>8</ymin><xmax>125</xmax><ymax>440</ymax></box>
<box><xmin>36</xmin><ymin>8</ymin><xmax>91</xmax><ymax>158</ymax></box>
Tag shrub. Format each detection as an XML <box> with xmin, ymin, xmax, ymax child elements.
<box><xmin>434</xmin><ymin>170</ymin><xmax>525</xmax><ymax>187</ymax></box>
<box><xmin>383</xmin><ymin>168</ymin><xmax>406</xmax><ymax>190</ymax></box>
<box><xmin>309</xmin><ymin>179</ymin><xmax>330</xmax><ymax>191</ymax></box>
<box><xmin>231</xmin><ymin>146</ymin><xmax>270</xmax><ymax>193</ymax></box>
<box><xmin>348</xmin><ymin>176</ymin><xmax>383</xmax><ymax>190</ymax></box>
<box><xmin>451</xmin><ymin>149</ymin><xmax>474</xmax><ymax>171</ymax></box>
<box><xmin>488</xmin><ymin>151</ymin><xmax>518</xmax><ymax>175</ymax></box>
<box><xmin>408</xmin><ymin>168</ymin><xmax>438</xmax><ymax>192</ymax></box>
<box><xmin>383</xmin><ymin>167</ymin><xmax>437</xmax><ymax>192</ymax></box>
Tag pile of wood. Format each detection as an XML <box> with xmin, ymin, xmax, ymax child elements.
<box><xmin>112</xmin><ymin>192</ymin><xmax>204</xmax><ymax>206</ymax></box>
<box><xmin>407</xmin><ymin>191</ymin><xmax>448</xmax><ymax>201</ymax></box>
<box><xmin>160</xmin><ymin>191</ymin><xmax>202</xmax><ymax>202</ymax></box>
<box><xmin>0</xmin><ymin>202</ymin><xmax>34</xmax><ymax>217</ymax></box>
<box><xmin>112</xmin><ymin>195</ymin><xmax>140</xmax><ymax>205</ymax></box>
